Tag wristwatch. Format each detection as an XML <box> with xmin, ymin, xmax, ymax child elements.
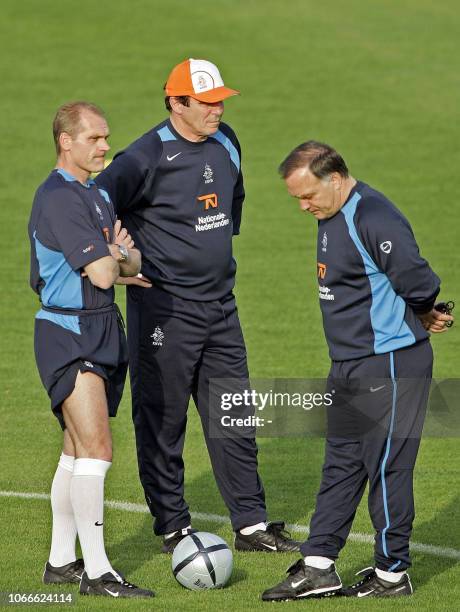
<box><xmin>117</xmin><ymin>244</ymin><xmax>129</xmax><ymax>263</ymax></box>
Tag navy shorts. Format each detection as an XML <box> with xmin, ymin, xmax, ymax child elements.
<box><xmin>34</xmin><ymin>304</ymin><xmax>128</xmax><ymax>429</ymax></box>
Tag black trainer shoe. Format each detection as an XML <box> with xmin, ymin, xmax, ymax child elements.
<box><xmin>80</xmin><ymin>571</ymin><xmax>154</xmax><ymax>598</ymax></box>
<box><xmin>262</xmin><ymin>559</ymin><xmax>342</xmax><ymax>601</ymax></box>
<box><xmin>341</xmin><ymin>566</ymin><xmax>413</xmax><ymax>597</ymax></box>
<box><xmin>161</xmin><ymin>528</ymin><xmax>198</xmax><ymax>554</ymax></box>
<box><xmin>235</xmin><ymin>521</ymin><xmax>301</xmax><ymax>552</ymax></box>
<box><xmin>43</xmin><ymin>558</ymin><xmax>84</xmax><ymax>584</ymax></box>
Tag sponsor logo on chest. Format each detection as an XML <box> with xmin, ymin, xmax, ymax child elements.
<box><xmin>195</xmin><ymin>192</ymin><xmax>230</xmax><ymax>232</ymax></box>
<box><xmin>317</xmin><ymin>262</ymin><xmax>335</xmax><ymax>301</ymax></box>
<box><xmin>197</xmin><ymin>193</ymin><xmax>218</xmax><ymax>210</ymax></box>
<box><xmin>317</xmin><ymin>262</ymin><xmax>327</xmax><ymax>279</ymax></box>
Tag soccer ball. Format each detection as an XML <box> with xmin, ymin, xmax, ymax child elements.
<box><xmin>171</xmin><ymin>532</ymin><xmax>233</xmax><ymax>590</ymax></box>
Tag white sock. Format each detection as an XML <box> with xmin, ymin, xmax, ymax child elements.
<box><xmin>239</xmin><ymin>522</ymin><xmax>267</xmax><ymax>535</ymax></box>
<box><xmin>304</xmin><ymin>555</ymin><xmax>334</xmax><ymax>569</ymax></box>
<box><xmin>48</xmin><ymin>454</ymin><xmax>77</xmax><ymax>567</ymax></box>
<box><xmin>70</xmin><ymin>458</ymin><xmax>114</xmax><ymax>579</ymax></box>
<box><xmin>376</xmin><ymin>568</ymin><xmax>406</xmax><ymax>583</ymax></box>
<box><xmin>165</xmin><ymin>525</ymin><xmax>191</xmax><ymax>539</ymax></box>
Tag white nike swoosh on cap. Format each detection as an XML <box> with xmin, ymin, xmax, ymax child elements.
<box><xmin>370</xmin><ymin>385</ymin><xmax>385</xmax><ymax>392</ymax></box>
<box><xmin>166</xmin><ymin>152</ymin><xmax>182</xmax><ymax>161</ymax></box>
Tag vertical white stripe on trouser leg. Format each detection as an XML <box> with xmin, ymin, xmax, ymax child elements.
<box><xmin>380</xmin><ymin>352</ymin><xmax>397</xmax><ymax>560</ymax></box>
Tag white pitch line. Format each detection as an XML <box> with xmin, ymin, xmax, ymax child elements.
<box><xmin>2</xmin><ymin>490</ymin><xmax>460</xmax><ymax>561</ymax></box>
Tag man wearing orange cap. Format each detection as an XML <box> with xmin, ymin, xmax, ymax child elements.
<box><xmin>96</xmin><ymin>59</ymin><xmax>300</xmax><ymax>554</ymax></box>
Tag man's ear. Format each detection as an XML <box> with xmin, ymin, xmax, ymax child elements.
<box><xmin>330</xmin><ymin>172</ymin><xmax>342</xmax><ymax>190</ymax></box>
<box><xmin>169</xmin><ymin>97</ymin><xmax>185</xmax><ymax>115</ymax></box>
<box><xmin>59</xmin><ymin>132</ymin><xmax>72</xmax><ymax>152</ymax></box>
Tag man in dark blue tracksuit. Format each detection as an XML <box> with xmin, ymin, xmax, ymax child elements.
<box><xmin>262</xmin><ymin>141</ymin><xmax>453</xmax><ymax>601</ymax></box>
<box><xmin>96</xmin><ymin>58</ymin><xmax>299</xmax><ymax>553</ymax></box>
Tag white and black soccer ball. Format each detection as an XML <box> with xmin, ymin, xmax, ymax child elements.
<box><xmin>171</xmin><ymin>532</ymin><xmax>233</xmax><ymax>590</ymax></box>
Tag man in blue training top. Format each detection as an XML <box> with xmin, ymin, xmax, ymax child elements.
<box><xmin>96</xmin><ymin>58</ymin><xmax>300</xmax><ymax>553</ymax></box>
<box><xmin>262</xmin><ymin>141</ymin><xmax>454</xmax><ymax>601</ymax></box>
<box><xmin>29</xmin><ymin>101</ymin><xmax>153</xmax><ymax>598</ymax></box>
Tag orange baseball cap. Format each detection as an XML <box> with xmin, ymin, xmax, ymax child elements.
<box><xmin>165</xmin><ymin>58</ymin><xmax>240</xmax><ymax>103</ymax></box>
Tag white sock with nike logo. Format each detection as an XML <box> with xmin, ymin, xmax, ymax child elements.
<box><xmin>48</xmin><ymin>453</ymin><xmax>77</xmax><ymax>567</ymax></box>
<box><xmin>70</xmin><ymin>458</ymin><xmax>114</xmax><ymax>580</ymax></box>
<box><xmin>304</xmin><ymin>555</ymin><xmax>334</xmax><ymax>569</ymax></box>
<box><xmin>375</xmin><ymin>568</ymin><xmax>406</xmax><ymax>583</ymax></box>
<box><xmin>239</xmin><ymin>522</ymin><xmax>267</xmax><ymax>535</ymax></box>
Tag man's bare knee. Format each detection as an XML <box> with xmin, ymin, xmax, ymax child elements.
<box><xmin>77</xmin><ymin>440</ymin><xmax>112</xmax><ymax>462</ymax></box>
<box><xmin>65</xmin><ymin>420</ymin><xmax>112</xmax><ymax>461</ymax></box>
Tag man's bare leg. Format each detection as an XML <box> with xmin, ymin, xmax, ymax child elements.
<box><xmin>58</xmin><ymin>370</ymin><xmax>154</xmax><ymax>598</ymax></box>
<box><xmin>62</xmin><ymin>370</ymin><xmax>115</xmax><ymax>580</ymax></box>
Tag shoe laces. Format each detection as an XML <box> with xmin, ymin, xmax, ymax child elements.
<box><xmin>267</xmin><ymin>521</ymin><xmax>292</xmax><ymax>544</ymax></box>
<box><xmin>286</xmin><ymin>559</ymin><xmax>306</xmax><ymax>577</ymax></box>
<box><xmin>120</xmin><ymin>580</ymin><xmax>137</xmax><ymax>589</ymax></box>
<box><xmin>349</xmin><ymin>566</ymin><xmax>375</xmax><ymax>589</ymax></box>
<box><xmin>103</xmin><ymin>571</ymin><xmax>135</xmax><ymax>589</ymax></box>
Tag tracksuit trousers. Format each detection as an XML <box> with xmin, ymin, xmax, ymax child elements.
<box><xmin>126</xmin><ymin>284</ymin><xmax>267</xmax><ymax>535</ymax></box>
<box><xmin>301</xmin><ymin>340</ymin><xmax>433</xmax><ymax>571</ymax></box>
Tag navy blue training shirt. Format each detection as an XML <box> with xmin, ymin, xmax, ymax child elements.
<box><xmin>29</xmin><ymin>169</ymin><xmax>115</xmax><ymax>325</ymax></box>
<box><xmin>96</xmin><ymin>119</ymin><xmax>244</xmax><ymax>301</ymax></box>
<box><xmin>317</xmin><ymin>181</ymin><xmax>440</xmax><ymax>360</ymax></box>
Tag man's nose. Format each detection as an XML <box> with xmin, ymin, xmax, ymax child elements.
<box><xmin>300</xmin><ymin>200</ymin><xmax>310</xmax><ymax>211</ymax></box>
<box><xmin>214</xmin><ymin>101</ymin><xmax>224</xmax><ymax>115</ymax></box>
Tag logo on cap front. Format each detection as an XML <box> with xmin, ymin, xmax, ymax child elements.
<box><xmin>197</xmin><ymin>75</ymin><xmax>208</xmax><ymax>90</ymax></box>
<box><xmin>189</xmin><ymin>59</ymin><xmax>224</xmax><ymax>94</ymax></box>
<box><xmin>192</xmin><ymin>71</ymin><xmax>215</xmax><ymax>93</ymax></box>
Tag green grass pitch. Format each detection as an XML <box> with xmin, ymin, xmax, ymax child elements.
<box><xmin>0</xmin><ymin>0</ymin><xmax>459</xmax><ymax>610</ymax></box>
